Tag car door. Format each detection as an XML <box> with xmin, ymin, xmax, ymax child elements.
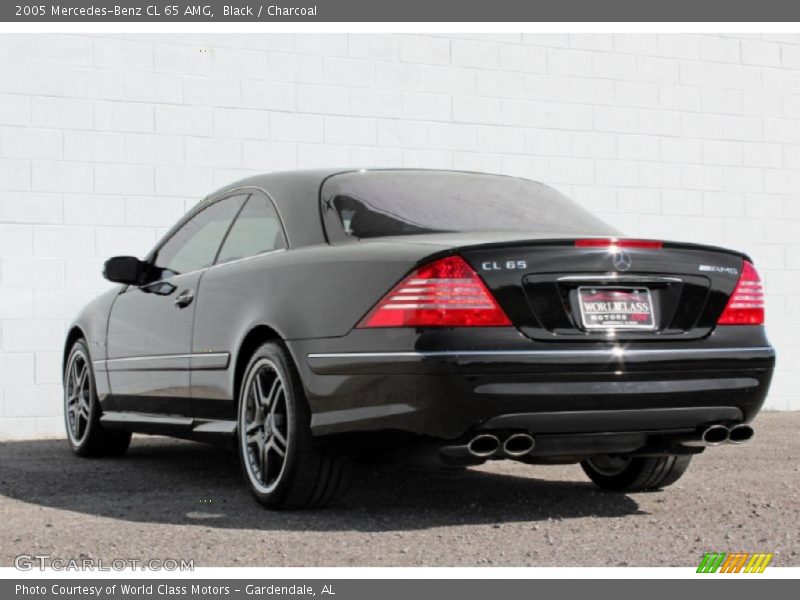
<box><xmin>190</xmin><ymin>190</ymin><xmax>288</xmax><ymax>422</ymax></box>
<box><xmin>105</xmin><ymin>193</ymin><xmax>249</xmax><ymax>417</ymax></box>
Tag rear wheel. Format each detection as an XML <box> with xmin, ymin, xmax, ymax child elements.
<box><xmin>580</xmin><ymin>454</ymin><xmax>692</xmax><ymax>492</ymax></box>
<box><xmin>237</xmin><ymin>341</ymin><xmax>352</xmax><ymax>509</ymax></box>
<box><xmin>64</xmin><ymin>339</ymin><xmax>131</xmax><ymax>457</ymax></box>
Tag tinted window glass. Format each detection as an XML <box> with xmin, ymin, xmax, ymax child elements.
<box><xmin>153</xmin><ymin>194</ymin><xmax>246</xmax><ymax>279</ymax></box>
<box><xmin>321</xmin><ymin>171</ymin><xmax>616</xmax><ymax>241</ymax></box>
<box><xmin>216</xmin><ymin>194</ymin><xmax>286</xmax><ymax>264</ymax></box>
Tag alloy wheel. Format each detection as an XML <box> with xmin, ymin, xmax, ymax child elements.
<box><xmin>65</xmin><ymin>348</ymin><xmax>92</xmax><ymax>445</ymax></box>
<box><xmin>241</xmin><ymin>359</ymin><xmax>290</xmax><ymax>494</ymax></box>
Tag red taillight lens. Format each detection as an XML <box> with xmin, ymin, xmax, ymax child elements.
<box><xmin>357</xmin><ymin>255</ymin><xmax>512</xmax><ymax>328</ymax></box>
<box><xmin>717</xmin><ymin>261</ymin><xmax>765</xmax><ymax>325</ymax></box>
<box><xmin>575</xmin><ymin>238</ymin><xmax>663</xmax><ymax>249</ymax></box>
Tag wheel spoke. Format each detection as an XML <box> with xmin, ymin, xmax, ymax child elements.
<box><xmin>272</xmin><ymin>426</ymin><xmax>287</xmax><ymax>450</ymax></box>
<box><xmin>261</xmin><ymin>443</ymin><xmax>270</xmax><ymax>483</ymax></box>
<box><xmin>77</xmin><ymin>362</ymin><xmax>90</xmax><ymax>416</ymax></box>
<box><xmin>270</xmin><ymin>438</ymin><xmax>286</xmax><ymax>458</ymax></box>
<box><xmin>246</xmin><ymin>427</ymin><xmax>262</xmax><ymax>446</ymax></box>
<box><xmin>77</xmin><ymin>363</ymin><xmax>88</xmax><ymax>390</ymax></box>
<box><xmin>69</xmin><ymin>362</ymin><xmax>80</xmax><ymax>388</ymax></box>
<box><xmin>253</xmin><ymin>372</ymin><xmax>266</xmax><ymax>406</ymax></box>
<box><xmin>264</xmin><ymin>377</ymin><xmax>281</xmax><ymax>408</ymax></box>
<box><xmin>269</xmin><ymin>388</ymin><xmax>282</xmax><ymax>416</ymax></box>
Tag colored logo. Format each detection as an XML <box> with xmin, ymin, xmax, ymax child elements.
<box><xmin>697</xmin><ymin>552</ymin><xmax>773</xmax><ymax>573</ymax></box>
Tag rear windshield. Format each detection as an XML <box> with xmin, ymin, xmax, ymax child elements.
<box><xmin>321</xmin><ymin>170</ymin><xmax>616</xmax><ymax>242</ymax></box>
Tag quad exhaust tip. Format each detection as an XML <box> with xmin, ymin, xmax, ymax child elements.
<box><xmin>465</xmin><ymin>433</ymin><xmax>535</xmax><ymax>458</ymax></box>
<box><xmin>467</xmin><ymin>434</ymin><xmax>501</xmax><ymax>458</ymax></box>
<box><xmin>728</xmin><ymin>424</ymin><xmax>755</xmax><ymax>444</ymax></box>
<box><xmin>503</xmin><ymin>433</ymin><xmax>536</xmax><ymax>457</ymax></box>
<box><xmin>701</xmin><ymin>424</ymin><xmax>730</xmax><ymax>446</ymax></box>
<box><xmin>697</xmin><ymin>423</ymin><xmax>754</xmax><ymax>446</ymax></box>
<box><xmin>458</xmin><ymin>423</ymin><xmax>752</xmax><ymax>460</ymax></box>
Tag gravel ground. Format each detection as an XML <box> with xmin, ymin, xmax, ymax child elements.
<box><xmin>1</xmin><ymin>411</ymin><xmax>798</xmax><ymax>567</ymax></box>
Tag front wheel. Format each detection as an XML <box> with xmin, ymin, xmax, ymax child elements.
<box><xmin>64</xmin><ymin>339</ymin><xmax>131</xmax><ymax>457</ymax></box>
<box><xmin>237</xmin><ymin>342</ymin><xmax>352</xmax><ymax>509</ymax></box>
<box><xmin>580</xmin><ymin>454</ymin><xmax>692</xmax><ymax>492</ymax></box>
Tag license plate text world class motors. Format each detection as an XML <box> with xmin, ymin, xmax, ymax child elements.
<box><xmin>578</xmin><ymin>287</ymin><xmax>656</xmax><ymax>330</ymax></box>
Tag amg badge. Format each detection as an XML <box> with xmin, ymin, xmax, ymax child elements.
<box><xmin>699</xmin><ymin>265</ymin><xmax>739</xmax><ymax>275</ymax></box>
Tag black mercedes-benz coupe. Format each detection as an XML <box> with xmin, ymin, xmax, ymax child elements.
<box><xmin>63</xmin><ymin>169</ymin><xmax>775</xmax><ymax>509</ymax></box>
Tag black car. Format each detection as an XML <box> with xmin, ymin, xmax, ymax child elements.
<box><xmin>63</xmin><ymin>169</ymin><xmax>775</xmax><ymax>509</ymax></box>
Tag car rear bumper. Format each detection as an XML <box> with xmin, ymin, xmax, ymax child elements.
<box><xmin>289</xmin><ymin>327</ymin><xmax>775</xmax><ymax>440</ymax></box>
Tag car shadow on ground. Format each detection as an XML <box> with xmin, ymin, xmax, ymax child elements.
<box><xmin>0</xmin><ymin>437</ymin><xmax>644</xmax><ymax>532</ymax></box>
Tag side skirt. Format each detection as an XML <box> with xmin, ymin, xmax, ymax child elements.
<box><xmin>99</xmin><ymin>411</ymin><xmax>237</xmax><ymax>441</ymax></box>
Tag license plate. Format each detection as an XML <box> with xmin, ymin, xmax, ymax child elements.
<box><xmin>577</xmin><ymin>287</ymin><xmax>656</xmax><ymax>330</ymax></box>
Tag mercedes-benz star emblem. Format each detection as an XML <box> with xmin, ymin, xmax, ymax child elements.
<box><xmin>613</xmin><ymin>250</ymin><xmax>632</xmax><ymax>271</ymax></box>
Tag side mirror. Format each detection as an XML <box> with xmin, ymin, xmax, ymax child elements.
<box><xmin>103</xmin><ymin>256</ymin><xmax>146</xmax><ymax>285</ymax></box>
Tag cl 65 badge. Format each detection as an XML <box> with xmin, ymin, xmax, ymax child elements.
<box><xmin>482</xmin><ymin>260</ymin><xmax>528</xmax><ymax>271</ymax></box>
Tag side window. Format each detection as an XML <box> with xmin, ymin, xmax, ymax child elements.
<box><xmin>216</xmin><ymin>194</ymin><xmax>286</xmax><ymax>264</ymax></box>
<box><xmin>152</xmin><ymin>194</ymin><xmax>247</xmax><ymax>280</ymax></box>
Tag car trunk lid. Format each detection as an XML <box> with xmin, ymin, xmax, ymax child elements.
<box><xmin>456</xmin><ymin>238</ymin><xmax>746</xmax><ymax>341</ymax></box>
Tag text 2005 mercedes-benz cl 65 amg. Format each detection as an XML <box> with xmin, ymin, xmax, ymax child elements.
<box><xmin>63</xmin><ymin>169</ymin><xmax>775</xmax><ymax>509</ymax></box>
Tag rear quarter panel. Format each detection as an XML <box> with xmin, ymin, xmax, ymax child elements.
<box><xmin>189</xmin><ymin>241</ymin><xmax>441</xmax><ymax>416</ymax></box>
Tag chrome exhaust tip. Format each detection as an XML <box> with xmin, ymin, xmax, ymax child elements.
<box><xmin>728</xmin><ymin>424</ymin><xmax>754</xmax><ymax>444</ymax></box>
<box><xmin>467</xmin><ymin>434</ymin><xmax>501</xmax><ymax>458</ymax></box>
<box><xmin>503</xmin><ymin>433</ymin><xmax>536</xmax><ymax>457</ymax></box>
<box><xmin>701</xmin><ymin>424</ymin><xmax>730</xmax><ymax>446</ymax></box>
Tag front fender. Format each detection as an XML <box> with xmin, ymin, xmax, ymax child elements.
<box><xmin>64</xmin><ymin>286</ymin><xmax>121</xmax><ymax>402</ymax></box>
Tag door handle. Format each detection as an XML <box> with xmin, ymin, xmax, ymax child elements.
<box><xmin>174</xmin><ymin>290</ymin><xmax>194</xmax><ymax>308</ymax></box>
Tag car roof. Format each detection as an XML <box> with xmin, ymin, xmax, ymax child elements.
<box><xmin>209</xmin><ymin>168</ymin><xmax>541</xmax><ymax>197</ymax></box>
<box><xmin>202</xmin><ymin>168</ymin><xmax>545</xmax><ymax>249</ymax></box>
<box><xmin>204</xmin><ymin>169</ymin><xmax>350</xmax><ymax>248</ymax></box>
<box><xmin>209</xmin><ymin>168</ymin><xmax>348</xmax><ymax>196</ymax></box>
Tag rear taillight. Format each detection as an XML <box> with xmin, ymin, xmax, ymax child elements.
<box><xmin>357</xmin><ymin>255</ymin><xmax>512</xmax><ymax>328</ymax></box>
<box><xmin>717</xmin><ymin>260</ymin><xmax>765</xmax><ymax>325</ymax></box>
<box><xmin>575</xmin><ymin>238</ymin><xmax>663</xmax><ymax>249</ymax></box>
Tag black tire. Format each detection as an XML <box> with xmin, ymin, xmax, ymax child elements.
<box><xmin>64</xmin><ymin>339</ymin><xmax>131</xmax><ymax>458</ymax></box>
<box><xmin>237</xmin><ymin>341</ymin><xmax>352</xmax><ymax>510</ymax></box>
<box><xmin>580</xmin><ymin>454</ymin><xmax>692</xmax><ymax>492</ymax></box>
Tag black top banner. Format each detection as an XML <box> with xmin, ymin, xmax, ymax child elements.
<box><xmin>4</xmin><ymin>0</ymin><xmax>800</xmax><ymax>22</ymax></box>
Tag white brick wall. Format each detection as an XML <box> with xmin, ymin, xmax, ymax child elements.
<box><xmin>1</xmin><ymin>32</ymin><xmax>798</xmax><ymax>439</ymax></box>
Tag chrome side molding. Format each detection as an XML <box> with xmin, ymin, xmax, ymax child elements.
<box><xmin>308</xmin><ymin>346</ymin><xmax>775</xmax><ymax>360</ymax></box>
